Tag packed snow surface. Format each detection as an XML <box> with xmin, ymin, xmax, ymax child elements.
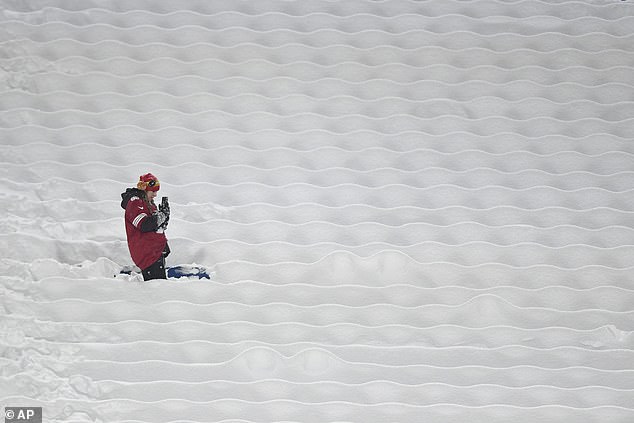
<box><xmin>2</xmin><ymin>0</ymin><xmax>634</xmax><ymax>422</ymax></box>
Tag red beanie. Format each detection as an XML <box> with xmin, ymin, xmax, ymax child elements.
<box><xmin>137</xmin><ymin>173</ymin><xmax>160</xmax><ymax>192</ymax></box>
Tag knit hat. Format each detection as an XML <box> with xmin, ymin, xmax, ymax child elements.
<box><xmin>137</xmin><ymin>173</ymin><xmax>160</xmax><ymax>192</ymax></box>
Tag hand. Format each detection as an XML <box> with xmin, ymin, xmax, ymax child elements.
<box><xmin>155</xmin><ymin>211</ymin><xmax>169</xmax><ymax>229</ymax></box>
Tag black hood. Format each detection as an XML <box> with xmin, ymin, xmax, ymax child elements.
<box><xmin>121</xmin><ymin>188</ymin><xmax>144</xmax><ymax>209</ymax></box>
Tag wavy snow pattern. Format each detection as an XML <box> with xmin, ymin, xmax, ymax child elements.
<box><xmin>1</xmin><ymin>0</ymin><xmax>634</xmax><ymax>422</ymax></box>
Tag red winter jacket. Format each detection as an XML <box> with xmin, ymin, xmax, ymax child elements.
<box><xmin>121</xmin><ymin>188</ymin><xmax>167</xmax><ymax>270</ymax></box>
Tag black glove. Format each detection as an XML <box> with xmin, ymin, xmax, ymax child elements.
<box><xmin>155</xmin><ymin>210</ymin><xmax>169</xmax><ymax>229</ymax></box>
<box><xmin>140</xmin><ymin>210</ymin><xmax>169</xmax><ymax>233</ymax></box>
<box><xmin>157</xmin><ymin>197</ymin><xmax>170</xmax><ymax>229</ymax></box>
<box><xmin>158</xmin><ymin>197</ymin><xmax>170</xmax><ymax>229</ymax></box>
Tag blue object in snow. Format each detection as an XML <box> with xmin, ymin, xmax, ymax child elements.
<box><xmin>167</xmin><ymin>265</ymin><xmax>211</xmax><ymax>279</ymax></box>
<box><xmin>119</xmin><ymin>265</ymin><xmax>211</xmax><ymax>279</ymax></box>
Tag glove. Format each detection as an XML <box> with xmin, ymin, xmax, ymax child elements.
<box><xmin>158</xmin><ymin>198</ymin><xmax>170</xmax><ymax>229</ymax></box>
<box><xmin>155</xmin><ymin>210</ymin><xmax>169</xmax><ymax>229</ymax></box>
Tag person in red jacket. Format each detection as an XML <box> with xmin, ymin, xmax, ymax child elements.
<box><xmin>120</xmin><ymin>173</ymin><xmax>171</xmax><ymax>280</ymax></box>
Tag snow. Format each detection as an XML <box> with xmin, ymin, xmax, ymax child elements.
<box><xmin>2</xmin><ymin>1</ymin><xmax>634</xmax><ymax>422</ymax></box>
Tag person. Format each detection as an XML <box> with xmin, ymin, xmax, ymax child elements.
<box><xmin>120</xmin><ymin>173</ymin><xmax>171</xmax><ymax>280</ymax></box>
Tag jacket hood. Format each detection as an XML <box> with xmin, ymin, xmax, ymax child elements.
<box><xmin>121</xmin><ymin>188</ymin><xmax>144</xmax><ymax>209</ymax></box>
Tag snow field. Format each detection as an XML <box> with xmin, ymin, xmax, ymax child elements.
<box><xmin>2</xmin><ymin>1</ymin><xmax>634</xmax><ymax>421</ymax></box>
